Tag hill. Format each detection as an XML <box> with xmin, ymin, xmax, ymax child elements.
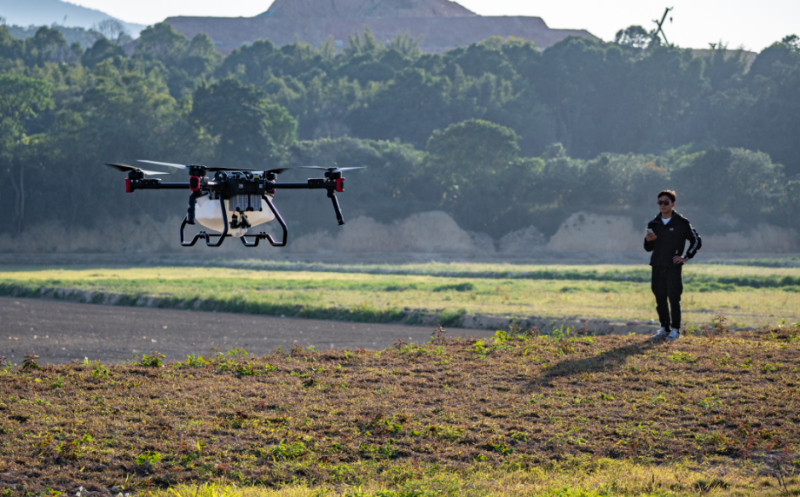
<box><xmin>260</xmin><ymin>0</ymin><xmax>476</xmax><ymax>18</ymax></box>
<box><xmin>166</xmin><ymin>0</ymin><xmax>595</xmax><ymax>54</ymax></box>
<box><xmin>0</xmin><ymin>0</ymin><xmax>144</xmax><ymax>35</ymax></box>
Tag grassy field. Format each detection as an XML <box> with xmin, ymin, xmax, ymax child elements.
<box><xmin>1</xmin><ymin>325</ymin><xmax>798</xmax><ymax>495</ymax></box>
<box><xmin>1</xmin><ymin>263</ymin><xmax>799</xmax><ymax>328</ymax></box>
<box><xmin>204</xmin><ymin>260</ymin><xmax>800</xmax><ymax>281</ymax></box>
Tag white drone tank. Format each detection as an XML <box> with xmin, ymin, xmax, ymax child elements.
<box><xmin>194</xmin><ymin>194</ymin><xmax>275</xmax><ymax>238</ymax></box>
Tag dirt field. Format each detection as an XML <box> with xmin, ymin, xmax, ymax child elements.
<box><xmin>1</xmin><ymin>325</ymin><xmax>798</xmax><ymax>495</ymax></box>
<box><xmin>0</xmin><ymin>297</ymin><xmax>487</xmax><ymax>365</ymax></box>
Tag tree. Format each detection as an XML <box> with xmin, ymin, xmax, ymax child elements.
<box><xmin>135</xmin><ymin>22</ymin><xmax>187</xmax><ymax>63</ymax></box>
<box><xmin>180</xmin><ymin>33</ymin><xmax>218</xmax><ymax>77</ymax></box>
<box><xmin>93</xmin><ymin>19</ymin><xmax>132</xmax><ymax>45</ymax></box>
<box><xmin>782</xmin><ymin>34</ymin><xmax>800</xmax><ymax>52</ymax></box>
<box><xmin>0</xmin><ymin>75</ymin><xmax>53</xmax><ymax>232</ymax></box>
<box><xmin>344</xmin><ymin>27</ymin><xmax>383</xmax><ymax>57</ymax></box>
<box><xmin>672</xmin><ymin>148</ymin><xmax>785</xmax><ymax>227</ymax></box>
<box><xmin>424</xmin><ymin>119</ymin><xmax>520</xmax><ymax>233</ymax></box>
<box><xmin>0</xmin><ymin>25</ymin><xmax>23</xmax><ymax>61</ymax></box>
<box><xmin>191</xmin><ymin>78</ymin><xmax>297</xmax><ymax>168</ymax></box>
<box><xmin>24</xmin><ymin>26</ymin><xmax>68</xmax><ymax>65</ymax></box>
<box><xmin>614</xmin><ymin>26</ymin><xmax>650</xmax><ymax>49</ymax></box>
<box><xmin>347</xmin><ymin>68</ymin><xmax>453</xmax><ymax>147</ymax></box>
<box><xmin>82</xmin><ymin>37</ymin><xmax>125</xmax><ymax>68</ymax></box>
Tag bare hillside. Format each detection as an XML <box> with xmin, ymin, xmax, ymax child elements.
<box><xmin>261</xmin><ymin>0</ymin><xmax>475</xmax><ymax>19</ymax></box>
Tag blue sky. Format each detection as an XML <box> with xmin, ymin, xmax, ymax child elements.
<box><xmin>66</xmin><ymin>0</ymin><xmax>798</xmax><ymax>52</ymax></box>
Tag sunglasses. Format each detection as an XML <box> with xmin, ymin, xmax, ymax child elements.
<box><xmin>657</xmin><ymin>200</ymin><xmax>672</xmax><ymax>206</ymax></box>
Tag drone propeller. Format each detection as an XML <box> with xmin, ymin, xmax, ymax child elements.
<box><xmin>104</xmin><ymin>163</ymin><xmax>169</xmax><ymax>175</ymax></box>
<box><xmin>137</xmin><ymin>159</ymin><xmax>190</xmax><ymax>170</ymax></box>
<box><xmin>300</xmin><ymin>166</ymin><xmax>365</xmax><ymax>172</ymax></box>
<box><xmin>138</xmin><ymin>160</ymin><xmax>292</xmax><ymax>174</ymax></box>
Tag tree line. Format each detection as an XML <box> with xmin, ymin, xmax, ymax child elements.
<box><xmin>1</xmin><ymin>21</ymin><xmax>798</xmax><ymax>241</ymax></box>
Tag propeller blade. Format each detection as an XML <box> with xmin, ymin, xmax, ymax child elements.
<box><xmin>299</xmin><ymin>165</ymin><xmax>365</xmax><ymax>172</ymax></box>
<box><xmin>205</xmin><ymin>166</ymin><xmax>258</xmax><ymax>172</ymax></box>
<box><xmin>265</xmin><ymin>167</ymin><xmax>294</xmax><ymax>174</ymax></box>
<box><xmin>137</xmin><ymin>159</ymin><xmax>188</xmax><ymax>170</ymax></box>
<box><xmin>104</xmin><ymin>163</ymin><xmax>169</xmax><ymax>175</ymax></box>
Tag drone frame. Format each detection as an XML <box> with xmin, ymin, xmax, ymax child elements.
<box><xmin>116</xmin><ymin>163</ymin><xmax>355</xmax><ymax>248</ymax></box>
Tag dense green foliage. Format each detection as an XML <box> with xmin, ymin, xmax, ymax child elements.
<box><xmin>0</xmin><ymin>22</ymin><xmax>798</xmax><ymax>239</ymax></box>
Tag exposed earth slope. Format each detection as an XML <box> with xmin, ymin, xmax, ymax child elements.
<box><xmin>166</xmin><ymin>0</ymin><xmax>595</xmax><ymax>54</ymax></box>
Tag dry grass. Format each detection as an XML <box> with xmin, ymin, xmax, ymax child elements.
<box><xmin>1</xmin><ymin>325</ymin><xmax>799</xmax><ymax>495</ymax></box>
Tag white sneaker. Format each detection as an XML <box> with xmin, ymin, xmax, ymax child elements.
<box><xmin>666</xmin><ymin>329</ymin><xmax>680</xmax><ymax>341</ymax></box>
<box><xmin>652</xmin><ymin>328</ymin><xmax>668</xmax><ymax>340</ymax></box>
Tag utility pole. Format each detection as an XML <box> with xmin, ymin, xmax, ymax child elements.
<box><xmin>652</xmin><ymin>7</ymin><xmax>674</xmax><ymax>46</ymax></box>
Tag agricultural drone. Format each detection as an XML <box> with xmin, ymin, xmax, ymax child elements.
<box><xmin>104</xmin><ymin>160</ymin><xmax>363</xmax><ymax>247</ymax></box>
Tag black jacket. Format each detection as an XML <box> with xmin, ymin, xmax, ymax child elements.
<box><xmin>644</xmin><ymin>211</ymin><xmax>701</xmax><ymax>266</ymax></box>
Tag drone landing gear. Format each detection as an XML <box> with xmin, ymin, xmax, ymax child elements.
<box><xmin>328</xmin><ymin>190</ymin><xmax>345</xmax><ymax>226</ymax></box>
<box><xmin>239</xmin><ymin>196</ymin><xmax>287</xmax><ymax>247</ymax></box>
<box><xmin>180</xmin><ymin>196</ymin><xmax>288</xmax><ymax>248</ymax></box>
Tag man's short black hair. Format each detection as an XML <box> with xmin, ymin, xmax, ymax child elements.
<box><xmin>658</xmin><ymin>190</ymin><xmax>676</xmax><ymax>203</ymax></box>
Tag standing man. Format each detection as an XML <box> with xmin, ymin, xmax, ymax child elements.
<box><xmin>644</xmin><ymin>190</ymin><xmax>702</xmax><ymax>341</ymax></box>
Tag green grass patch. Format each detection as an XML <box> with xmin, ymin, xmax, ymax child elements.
<box><xmin>1</xmin><ymin>265</ymin><xmax>799</xmax><ymax>327</ymax></box>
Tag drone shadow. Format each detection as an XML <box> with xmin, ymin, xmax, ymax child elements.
<box><xmin>528</xmin><ymin>337</ymin><xmax>661</xmax><ymax>387</ymax></box>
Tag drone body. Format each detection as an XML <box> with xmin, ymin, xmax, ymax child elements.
<box><xmin>194</xmin><ymin>194</ymin><xmax>275</xmax><ymax>238</ymax></box>
<box><xmin>105</xmin><ymin>161</ymin><xmax>363</xmax><ymax>247</ymax></box>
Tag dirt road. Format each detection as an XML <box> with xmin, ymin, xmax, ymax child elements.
<box><xmin>0</xmin><ymin>297</ymin><xmax>487</xmax><ymax>365</ymax></box>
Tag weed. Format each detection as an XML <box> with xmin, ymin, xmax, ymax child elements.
<box><xmin>21</xmin><ymin>352</ymin><xmax>40</xmax><ymax>371</ymax></box>
<box><xmin>669</xmin><ymin>351</ymin><xmax>695</xmax><ymax>363</ymax></box>
<box><xmin>432</xmin><ymin>282</ymin><xmax>474</xmax><ymax>292</ymax></box>
<box><xmin>137</xmin><ymin>351</ymin><xmax>166</xmax><ymax>367</ymax></box>
<box><xmin>270</xmin><ymin>441</ymin><xmax>307</xmax><ymax>461</ymax></box>
<box><xmin>135</xmin><ymin>451</ymin><xmax>162</xmax><ymax>466</ymax></box>
<box><xmin>430</xmin><ymin>324</ymin><xmax>450</xmax><ymax>345</ymax></box>
<box><xmin>471</xmin><ymin>340</ymin><xmax>486</xmax><ymax>354</ymax></box>
<box><xmin>91</xmin><ymin>361</ymin><xmax>109</xmax><ymax>378</ymax></box>
<box><xmin>184</xmin><ymin>354</ymin><xmax>209</xmax><ymax>368</ymax></box>
<box><xmin>761</xmin><ymin>363</ymin><xmax>779</xmax><ymax>373</ymax></box>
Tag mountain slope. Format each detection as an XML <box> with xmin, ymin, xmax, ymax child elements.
<box><xmin>260</xmin><ymin>0</ymin><xmax>476</xmax><ymax>19</ymax></box>
<box><xmin>0</xmin><ymin>0</ymin><xmax>144</xmax><ymax>35</ymax></box>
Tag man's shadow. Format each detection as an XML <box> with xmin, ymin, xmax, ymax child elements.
<box><xmin>528</xmin><ymin>337</ymin><xmax>661</xmax><ymax>388</ymax></box>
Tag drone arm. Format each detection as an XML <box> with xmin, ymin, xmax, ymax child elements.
<box><xmin>270</xmin><ymin>179</ymin><xmax>327</xmax><ymax>190</ymax></box>
<box><xmin>270</xmin><ymin>178</ymin><xmax>346</xmax><ymax>225</ymax></box>
<box><xmin>126</xmin><ymin>178</ymin><xmax>191</xmax><ymax>192</ymax></box>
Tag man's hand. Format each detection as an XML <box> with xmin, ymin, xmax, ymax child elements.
<box><xmin>673</xmin><ymin>256</ymin><xmax>687</xmax><ymax>265</ymax></box>
<box><xmin>645</xmin><ymin>232</ymin><xmax>657</xmax><ymax>242</ymax></box>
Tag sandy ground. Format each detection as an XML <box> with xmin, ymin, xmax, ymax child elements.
<box><xmin>0</xmin><ymin>297</ymin><xmax>488</xmax><ymax>365</ymax></box>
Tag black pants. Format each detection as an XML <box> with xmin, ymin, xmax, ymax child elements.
<box><xmin>651</xmin><ymin>266</ymin><xmax>683</xmax><ymax>331</ymax></box>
